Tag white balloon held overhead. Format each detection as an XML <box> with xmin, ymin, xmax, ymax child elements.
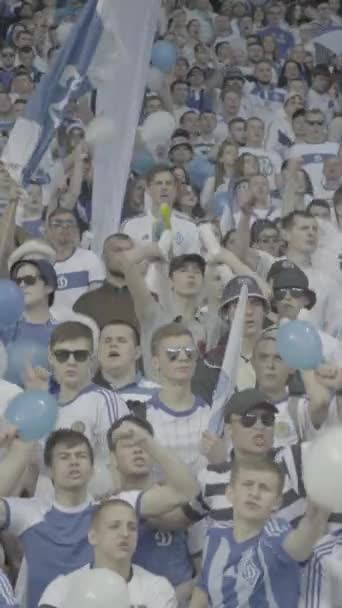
<box><xmin>61</xmin><ymin>568</ymin><xmax>130</xmax><ymax>608</ymax></box>
<box><xmin>140</xmin><ymin>111</ymin><xmax>175</xmax><ymax>153</ymax></box>
<box><xmin>303</xmin><ymin>427</ymin><xmax>342</xmax><ymax>512</ymax></box>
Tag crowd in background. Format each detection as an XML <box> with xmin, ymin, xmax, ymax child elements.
<box><xmin>0</xmin><ymin>0</ymin><xmax>341</xmax><ymax>606</ymax></box>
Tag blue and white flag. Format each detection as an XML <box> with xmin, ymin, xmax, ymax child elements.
<box><xmin>208</xmin><ymin>284</ymin><xmax>248</xmax><ymax>435</ymax></box>
<box><xmin>2</xmin><ymin>0</ymin><xmax>117</xmax><ymax>186</ymax></box>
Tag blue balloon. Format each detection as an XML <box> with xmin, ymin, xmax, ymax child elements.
<box><xmin>131</xmin><ymin>149</ymin><xmax>155</xmax><ymax>176</ymax></box>
<box><xmin>185</xmin><ymin>158</ymin><xmax>215</xmax><ymax>191</ymax></box>
<box><xmin>6</xmin><ymin>340</ymin><xmax>49</xmax><ymax>387</ymax></box>
<box><xmin>0</xmin><ymin>280</ymin><xmax>24</xmax><ymax>327</ymax></box>
<box><xmin>5</xmin><ymin>390</ymin><xmax>58</xmax><ymax>441</ymax></box>
<box><xmin>276</xmin><ymin>321</ymin><xmax>323</xmax><ymax>370</ymax></box>
<box><xmin>151</xmin><ymin>41</ymin><xmax>177</xmax><ymax>73</ymax></box>
<box><xmin>211</xmin><ymin>191</ymin><xmax>229</xmax><ymax>217</ymax></box>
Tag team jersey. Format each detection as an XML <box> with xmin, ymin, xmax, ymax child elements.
<box><xmin>54</xmin><ymin>248</ymin><xmax>105</xmax><ymax>310</ymax></box>
<box><xmin>184</xmin><ymin>444</ymin><xmax>306</xmax><ymax>527</ymax></box>
<box><xmin>301</xmin><ymin>530</ymin><xmax>342</xmax><ymax>608</ymax></box>
<box><xmin>134</xmin><ymin>523</ymin><xmax>193</xmax><ymax>587</ymax></box>
<box><xmin>39</xmin><ymin>563</ymin><xmax>177</xmax><ymax>608</ymax></box>
<box><xmin>287</xmin><ymin>142</ymin><xmax>339</xmax><ymax>196</ymax></box>
<box><xmin>246</xmin><ymin>85</ymin><xmax>286</xmax><ymax>128</ymax></box>
<box><xmin>145</xmin><ymin>393</ymin><xmax>211</xmax><ymax>477</ymax></box>
<box><xmin>120</xmin><ymin>211</ymin><xmax>201</xmax><ymax>256</ymax></box>
<box><xmin>0</xmin><ymin>317</ymin><xmax>59</xmax><ymax>349</ymax></box>
<box><xmin>1</xmin><ymin>491</ymin><xmax>141</xmax><ymax>608</ymax></box>
<box><xmin>199</xmin><ymin>519</ymin><xmax>300</xmax><ymax>608</ymax></box>
<box><xmin>240</xmin><ymin>147</ymin><xmax>282</xmax><ymax>190</ymax></box>
<box><xmin>258</xmin><ymin>26</ymin><xmax>295</xmax><ymax>59</ymax></box>
<box><xmin>0</xmin><ymin>569</ymin><xmax>19</xmax><ymax>608</ymax></box>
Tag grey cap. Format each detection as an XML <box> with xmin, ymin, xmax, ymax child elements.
<box><xmin>219</xmin><ymin>275</ymin><xmax>268</xmax><ymax>311</ymax></box>
<box><xmin>224</xmin><ymin>388</ymin><xmax>278</xmax><ymax>420</ymax></box>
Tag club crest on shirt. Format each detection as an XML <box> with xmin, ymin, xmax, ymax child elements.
<box><xmin>154</xmin><ymin>531</ymin><xmax>173</xmax><ymax>547</ymax></box>
<box><xmin>238</xmin><ymin>549</ymin><xmax>261</xmax><ymax>588</ymax></box>
<box><xmin>57</xmin><ymin>275</ymin><xmax>68</xmax><ymax>289</ymax></box>
<box><xmin>71</xmin><ymin>421</ymin><xmax>86</xmax><ymax>433</ymax></box>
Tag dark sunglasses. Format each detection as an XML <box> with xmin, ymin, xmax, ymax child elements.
<box><xmin>273</xmin><ymin>287</ymin><xmax>306</xmax><ymax>301</ymax></box>
<box><xmin>165</xmin><ymin>347</ymin><xmax>197</xmax><ymax>362</ymax></box>
<box><xmin>14</xmin><ymin>274</ymin><xmax>41</xmax><ymax>287</ymax></box>
<box><xmin>53</xmin><ymin>349</ymin><xmax>90</xmax><ymax>363</ymax></box>
<box><xmin>239</xmin><ymin>412</ymin><xmax>276</xmax><ymax>428</ymax></box>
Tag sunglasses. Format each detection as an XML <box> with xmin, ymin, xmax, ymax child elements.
<box><xmin>14</xmin><ymin>274</ymin><xmax>41</xmax><ymax>287</ymax></box>
<box><xmin>273</xmin><ymin>287</ymin><xmax>306</xmax><ymax>301</ymax></box>
<box><xmin>53</xmin><ymin>349</ymin><xmax>90</xmax><ymax>363</ymax></box>
<box><xmin>165</xmin><ymin>347</ymin><xmax>197</xmax><ymax>362</ymax></box>
<box><xmin>239</xmin><ymin>412</ymin><xmax>275</xmax><ymax>428</ymax></box>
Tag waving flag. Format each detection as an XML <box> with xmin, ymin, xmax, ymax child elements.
<box><xmin>208</xmin><ymin>284</ymin><xmax>248</xmax><ymax>435</ymax></box>
<box><xmin>2</xmin><ymin>0</ymin><xmax>120</xmax><ymax>186</ymax></box>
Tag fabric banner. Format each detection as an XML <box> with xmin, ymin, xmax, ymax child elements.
<box><xmin>90</xmin><ymin>0</ymin><xmax>161</xmax><ymax>254</ymax></box>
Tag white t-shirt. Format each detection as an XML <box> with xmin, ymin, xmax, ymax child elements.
<box><xmin>39</xmin><ymin>563</ymin><xmax>177</xmax><ymax>608</ymax></box>
<box><xmin>54</xmin><ymin>248</ymin><xmax>105</xmax><ymax>311</ymax></box>
<box><xmin>121</xmin><ymin>211</ymin><xmax>201</xmax><ymax>255</ymax></box>
<box><xmin>287</xmin><ymin>142</ymin><xmax>340</xmax><ymax>196</ymax></box>
<box><xmin>240</xmin><ymin>146</ymin><xmax>282</xmax><ymax>190</ymax></box>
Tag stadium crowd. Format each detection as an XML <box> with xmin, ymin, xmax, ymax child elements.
<box><xmin>0</xmin><ymin>0</ymin><xmax>341</xmax><ymax>606</ymax></box>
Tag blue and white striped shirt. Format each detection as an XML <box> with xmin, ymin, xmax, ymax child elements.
<box><xmin>0</xmin><ymin>570</ymin><xmax>18</xmax><ymax>608</ymax></box>
<box><xmin>301</xmin><ymin>530</ymin><xmax>342</xmax><ymax>608</ymax></box>
<box><xmin>199</xmin><ymin>518</ymin><xmax>301</xmax><ymax>608</ymax></box>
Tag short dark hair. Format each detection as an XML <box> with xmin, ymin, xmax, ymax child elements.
<box><xmin>102</xmin><ymin>232</ymin><xmax>133</xmax><ymax>251</ymax></box>
<box><xmin>307</xmin><ymin>198</ymin><xmax>331</xmax><ymax>214</ymax></box>
<box><xmin>47</xmin><ymin>207</ymin><xmax>80</xmax><ymax>227</ymax></box>
<box><xmin>44</xmin><ymin>429</ymin><xmax>94</xmax><ymax>467</ymax></box>
<box><xmin>145</xmin><ymin>164</ymin><xmax>174</xmax><ymax>186</ymax></box>
<box><xmin>281</xmin><ymin>210</ymin><xmax>314</xmax><ymax>230</ymax></box>
<box><xmin>250</xmin><ymin>219</ymin><xmax>278</xmax><ymax>245</ymax></box>
<box><xmin>107</xmin><ymin>415</ymin><xmax>154</xmax><ymax>452</ymax></box>
<box><xmin>91</xmin><ymin>498</ymin><xmax>136</xmax><ymax>527</ymax></box>
<box><xmin>170</xmin><ymin>79</ymin><xmax>189</xmax><ymax>92</ymax></box>
<box><xmin>292</xmin><ymin>108</ymin><xmax>306</xmax><ymax>121</ymax></box>
<box><xmin>100</xmin><ymin>321</ymin><xmax>140</xmax><ymax>346</ymax></box>
<box><xmin>231</xmin><ymin>457</ymin><xmax>285</xmax><ymax>495</ymax></box>
<box><xmin>50</xmin><ymin>321</ymin><xmax>94</xmax><ymax>351</ymax></box>
<box><xmin>150</xmin><ymin>322</ymin><xmax>194</xmax><ymax>356</ymax></box>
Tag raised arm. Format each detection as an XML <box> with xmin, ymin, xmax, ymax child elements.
<box><xmin>112</xmin><ymin>422</ymin><xmax>199</xmax><ymax>518</ymax></box>
<box><xmin>282</xmin><ymin>500</ymin><xmax>329</xmax><ymax>562</ymax></box>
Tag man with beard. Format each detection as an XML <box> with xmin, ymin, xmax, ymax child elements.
<box><xmin>73</xmin><ymin>233</ymin><xmax>138</xmax><ymax>329</ymax></box>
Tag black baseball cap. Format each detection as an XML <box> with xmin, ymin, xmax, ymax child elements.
<box><xmin>272</xmin><ymin>268</ymin><xmax>316</xmax><ymax>310</ymax></box>
<box><xmin>219</xmin><ymin>275</ymin><xmax>268</xmax><ymax>312</ymax></box>
<box><xmin>169</xmin><ymin>254</ymin><xmax>206</xmax><ymax>277</ymax></box>
<box><xmin>224</xmin><ymin>388</ymin><xmax>278</xmax><ymax>422</ymax></box>
<box><xmin>266</xmin><ymin>259</ymin><xmax>300</xmax><ymax>283</ymax></box>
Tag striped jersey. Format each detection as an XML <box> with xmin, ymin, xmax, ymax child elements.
<box><xmin>185</xmin><ymin>444</ymin><xmax>342</xmax><ymax>531</ymax></box>
<box><xmin>0</xmin><ymin>570</ymin><xmax>18</xmax><ymax>608</ymax></box>
<box><xmin>301</xmin><ymin>530</ymin><xmax>342</xmax><ymax>608</ymax></box>
<box><xmin>54</xmin><ymin>248</ymin><xmax>105</xmax><ymax>311</ymax></box>
<box><xmin>145</xmin><ymin>393</ymin><xmax>211</xmax><ymax>477</ymax></box>
<box><xmin>199</xmin><ymin>518</ymin><xmax>300</xmax><ymax>608</ymax></box>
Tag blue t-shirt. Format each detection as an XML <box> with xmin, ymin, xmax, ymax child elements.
<box><xmin>1</xmin><ymin>319</ymin><xmax>57</xmax><ymax>349</ymax></box>
<box><xmin>134</xmin><ymin>523</ymin><xmax>193</xmax><ymax>587</ymax></box>
<box><xmin>258</xmin><ymin>26</ymin><xmax>295</xmax><ymax>59</ymax></box>
<box><xmin>199</xmin><ymin>518</ymin><xmax>301</xmax><ymax>608</ymax></box>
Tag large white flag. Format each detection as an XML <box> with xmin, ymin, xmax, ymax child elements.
<box><xmin>208</xmin><ymin>284</ymin><xmax>248</xmax><ymax>435</ymax></box>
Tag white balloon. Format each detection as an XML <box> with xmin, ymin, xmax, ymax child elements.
<box><xmin>88</xmin><ymin>460</ymin><xmax>115</xmax><ymax>500</ymax></box>
<box><xmin>147</xmin><ymin>66</ymin><xmax>164</xmax><ymax>93</ymax></box>
<box><xmin>85</xmin><ymin>116</ymin><xmax>116</xmax><ymax>146</ymax></box>
<box><xmin>62</xmin><ymin>569</ymin><xmax>129</xmax><ymax>608</ymax></box>
<box><xmin>303</xmin><ymin>427</ymin><xmax>342</xmax><ymax>512</ymax></box>
<box><xmin>141</xmin><ymin>111</ymin><xmax>175</xmax><ymax>152</ymax></box>
<box><xmin>0</xmin><ymin>341</ymin><xmax>7</xmax><ymax>378</ymax></box>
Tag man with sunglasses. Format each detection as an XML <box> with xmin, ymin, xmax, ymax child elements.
<box><xmin>288</xmin><ymin>109</ymin><xmax>341</xmax><ymax>196</ymax></box>
<box><xmin>146</xmin><ymin>322</ymin><xmax>211</xmax><ymax>477</ymax></box>
<box><xmin>2</xmin><ymin>259</ymin><xmax>59</xmax><ymax>353</ymax></box>
<box><xmin>272</xmin><ymin>266</ymin><xmax>342</xmax><ymax>365</ymax></box>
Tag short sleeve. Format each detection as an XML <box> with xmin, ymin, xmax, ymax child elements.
<box><xmin>148</xmin><ymin>576</ymin><xmax>178</xmax><ymax>608</ymax></box>
<box><xmin>258</xmin><ymin>518</ymin><xmax>296</xmax><ymax>567</ymax></box>
<box><xmin>1</xmin><ymin>497</ymin><xmax>47</xmax><ymax>537</ymax></box>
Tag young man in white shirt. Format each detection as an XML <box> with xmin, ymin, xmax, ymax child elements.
<box><xmin>242</xmin><ymin>116</ymin><xmax>282</xmax><ymax>190</ymax></box>
<box><xmin>146</xmin><ymin>322</ymin><xmax>211</xmax><ymax>477</ymax></box>
<box><xmin>44</xmin><ymin>208</ymin><xmax>105</xmax><ymax>311</ymax></box>
<box><xmin>120</xmin><ymin>165</ymin><xmax>201</xmax><ymax>255</ymax></box>
<box><xmin>95</xmin><ymin>321</ymin><xmax>158</xmax><ymax>418</ymax></box>
<box><xmin>39</xmin><ymin>497</ymin><xmax>177</xmax><ymax>608</ymax></box>
<box><xmin>0</xmin><ymin>420</ymin><xmax>198</xmax><ymax>608</ymax></box>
